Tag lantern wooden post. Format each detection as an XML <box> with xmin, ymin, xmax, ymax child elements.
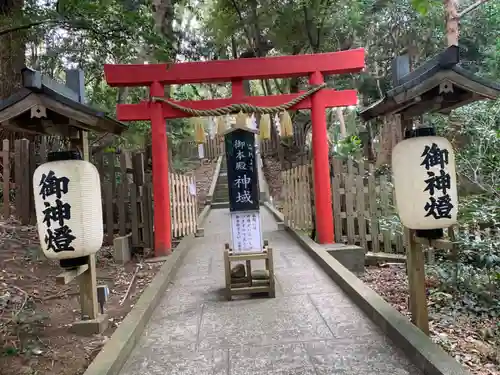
<box><xmin>393</xmin><ymin>128</ymin><xmax>458</xmax><ymax>336</ymax></box>
<box><xmin>405</xmin><ymin>228</ymin><xmax>430</xmax><ymax>335</ymax></box>
<box><xmin>57</xmin><ymin>131</ymin><xmax>106</xmax><ymax>335</ymax></box>
<box><xmin>79</xmin><ymin>131</ymin><xmax>99</xmax><ymax>324</ymax></box>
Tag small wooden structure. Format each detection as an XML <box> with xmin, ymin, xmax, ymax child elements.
<box><xmin>223</xmin><ymin>241</ymin><xmax>276</xmax><ymax>300</ymax></box>
<box><xmin>359</xmin><ymin>46</ymin><xmax>500</xmax><ymax>336</ymax></box>
<box><xmin>0</xmin><ymin>68</ymin><xmax>125</xmax><ymax>137</ymax></box>
<box><xmin>0</xmin><ymin>68</ymin><xmax>126</xmax><ymax>335</ymax></box>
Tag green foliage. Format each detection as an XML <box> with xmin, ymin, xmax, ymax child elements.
<box><xmin>332</xmin><ymin>135</ymin><xmax>363</xmax><ymax>160</ymax></box>
<box><xmin>410</xmin><ymin>0</ymin><xmax>441</xmax><ymax>15</ymax></box>
<box><xmin>436</xmin><ymin>100</ymin><xmax>500</xmax><ymax>197</ymax></box>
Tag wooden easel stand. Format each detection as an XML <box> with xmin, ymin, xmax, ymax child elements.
<box><xmin>223</xmin><ymin>242</ymin><xmax>276</xmax><ymax>301</ymax></box>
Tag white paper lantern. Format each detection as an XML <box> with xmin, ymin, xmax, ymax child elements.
<box><xmin>392</xmin><ymin>133</ymin><xmax>458</xmax><ymax>230</ymax></box>
<box><xmin>33</xmin><ymin>152</ymin><xmax>103</xmax><ymax>265</ymax></box>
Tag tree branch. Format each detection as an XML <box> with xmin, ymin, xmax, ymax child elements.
<box><xmin>229</xmin><ymin>0</ymin><xmax>255</xmax><ymax>53</ymax></box>
<box><xmin>0</xmin><ymin>16</ymin><xmax>129</xmax><ymax>41</ymax></box>
<box><xmin>303</xmin><ymin>6</ymin><xmax>318</xmax><ymax>52</ymax></box>
<box><xmin>0</xmin><ymin>19</ymin><xmax>62</xmax><ymax>36</ymax></box>
<box><xmin>458</xmin><ymin>0</ymin><xmax>492</xmax><ymax>17</ymax></box>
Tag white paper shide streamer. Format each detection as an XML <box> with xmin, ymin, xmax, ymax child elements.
<box><xmin>273</xmin><ymin>113</ymin><xmax>282</xmax><ymax>137</ymax></box>
<box><xmin>198</xmin><ymin>143</ymin><xmax>205</xmax><ymax>159</ymax></box>
<box><xmin>249</xmin><ymin>114</ymin><xmax>258</xmax><ymax>130</ymax></box>
<box><xmin>207</xmin><ymin>117</ymin><xmax>216</xmax><ymax>139</ymax></box>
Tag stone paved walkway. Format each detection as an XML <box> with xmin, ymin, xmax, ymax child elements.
<box><xmin>120</xmin><ymin>209</ymin><xmax>421</xmax><ymax>375</ymax></box>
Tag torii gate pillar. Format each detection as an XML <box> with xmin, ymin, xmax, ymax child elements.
<box><xmin>309</xmin><ymin>71</ymin><xmax>334</xmax><ymax>243</ymax></box>
<box><xmin>149</xmin><ymin>82</ymin><xmax>172</xmax><ymax>255</ymax></box>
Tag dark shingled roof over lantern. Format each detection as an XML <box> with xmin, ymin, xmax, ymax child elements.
<box><xmin>0</xmin><ymin>68</ymin><xmax>127</xmax><ymax>136</ymax></box>
<box><xmin>360</xmin><ymin>46</ymin><xmax>500</xmax><ymax>121</ymax></box>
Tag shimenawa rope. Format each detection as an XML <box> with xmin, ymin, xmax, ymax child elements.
<box><xmin>151</xmin><ymin>83</ymin><xmax>326</xmax><ymax>117</ymax></box>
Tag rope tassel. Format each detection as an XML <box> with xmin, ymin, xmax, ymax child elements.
<box><xmin>280</xmin><ymin>111</ymin><xmax>293</xmax><ymax>138</ymax></box>
<box><xmin>216</xmin><ymin>116</ymin><xmax>226</xmax><ymax>135</ymax></box>
<box><xmin>235</xmin><ymin>111</ymin><xmax>247</xmax><ymax>127</ymax></box>
<box><xmin>260</xmin><ymin>114</ymin><xmax>271</xmax><ymax>140</ymax></box>
<box><xmin>194</xmin><ymin>120</ymin><xmax>206</xmax><ymax>144</ymax></box>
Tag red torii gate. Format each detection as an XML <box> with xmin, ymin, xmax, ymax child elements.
<box><xmin>104</xmin><ymin>49</ymin><xmax>365</xmax><ymax>256</ymax></box>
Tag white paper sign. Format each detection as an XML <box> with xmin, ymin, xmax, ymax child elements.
<box><xmin>189</xmin><ymin>183</ymin><xmax>196</xmax><ymax>196</ymax></box>
<box><xmin>198</xmin><ymin>144</ymin><xmax>205</xmax><ymax>159</ymax></box>
<box><xmin>230</xmin><ymin>210</ymin><xmax>263</xmax><ymax>253</ymax></box>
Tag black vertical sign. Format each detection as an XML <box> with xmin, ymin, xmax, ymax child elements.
<box><xmin>225</xmin><ymin>128</ymin><xmax>260</xmax><ymax>212</ymax></box>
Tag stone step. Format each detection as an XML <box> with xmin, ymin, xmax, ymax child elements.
<box><xmin>214</xmin><ymin>189</ymin><xmax>229</xmax><ymax>195</ymax></box>
<box><xmin>213</xmin><ymin>197</ymin><xmax>229</xmax><ymax>203</ymax></box>
<box><xmin>214</xmin><ymin>193</ymin><xmax>229</xmax><ymax>200</ymax></box>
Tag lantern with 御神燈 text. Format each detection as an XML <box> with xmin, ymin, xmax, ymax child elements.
<box><xmin>392</xmin><ymin>128</ymin><xmax>458</xmax><ymax>235</ymax></box>
<box><xmin>33</xmin><ymin>151</ymin><xmax>103</xmax><ymax>268</ymax></box>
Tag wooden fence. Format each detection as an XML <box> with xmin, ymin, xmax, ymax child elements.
<box><xmin>282</xmin><ymin>159</ymin><xmax>500</xmax><ymax>255</ymax></box>
<box><xmin>170</xmin><ymin>173</ymin><xmax>198</xmax><ymax>238</ymax></box>
<box><xmin>281</xmin><ymin>159</ymin><xmax>405</xmax><ymax>253</ymax></box>
<box><xmin>88</xmin><ymin>150</ymin><xmax>198</xmax><ymax>247</ymax></box>
<box><xmin>281</xmin><ymin>162</ymin><xmax>313</xmax><ymax>231</ymax></box>
<box><xmin>0</xmin><ymin>139</ymin><xmax>198</xmax><ymax>249</ymax></box>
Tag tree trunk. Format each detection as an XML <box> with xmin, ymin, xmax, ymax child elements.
<box><xmin>376</xmin><ymin>114</ymin><xmax>402</xmax><ymax>167</ymax></box>
<box><xmin>444</xmin><ymin>0</ymin><xmax>459</xmax><ymax>46</ymax></box>
<box><xmin>0</xmin><ymin>0</ymin><xmax>31</xmax><ymax>144</ymax></box>
<box><xmin>150</xmin><ymin>0</ymin><xmax>176</xmax><ymax>171</ymax></box>
<box><xmin>445</xmin><ymin>0</ymin><xmax>460</xmax><ymax>154</ymax></box>
<box><xmin>0</xmin><ymin>0</ymin><xmax>25</xmax><ymax>100</ymax></box>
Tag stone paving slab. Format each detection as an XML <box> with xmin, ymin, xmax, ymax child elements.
<box><xmin>119</xmin><ymin>209</ymin><xmax>421</xmax><ymax>375</ymax></box>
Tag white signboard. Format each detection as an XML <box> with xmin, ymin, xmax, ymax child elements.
<box><xmin>230</xmin><ymin>210</ymin><xmax>263</xmax><ymax>253</ymax></box>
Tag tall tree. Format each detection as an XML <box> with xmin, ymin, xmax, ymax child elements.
<box><xmin>0</xmin><ymin>0</ymin><xmax>25</xmax><ymax>99</ymax></box>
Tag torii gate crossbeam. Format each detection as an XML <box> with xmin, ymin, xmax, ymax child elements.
<box><xmin>104</xmin><ymin>48</ymin><xmax>365</xmax><ymax>257</ymax></box>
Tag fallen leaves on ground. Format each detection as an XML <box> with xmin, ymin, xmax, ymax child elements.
<box><xmin>361</xmin><ymin>264</ymin><xmax>500</xmax><ymax>375</ymax></box>
<box><xmin>0</xmin><ymin>217</ymin><xmax>163</xmax><ymax>375</ymax></box>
